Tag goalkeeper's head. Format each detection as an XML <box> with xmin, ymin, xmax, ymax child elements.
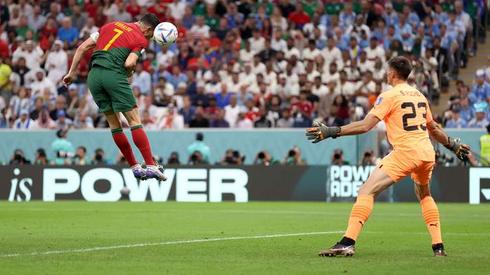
<box><xmin>386</xmin><ymin>56</ymin><xmax>412</xmax><ymax>86</ymax></box>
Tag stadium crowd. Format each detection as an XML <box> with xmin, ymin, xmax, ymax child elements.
<box><xmin>0</xmin><ymin>0</ymin><xmax>488</xmax><ymax>131</ymax></box>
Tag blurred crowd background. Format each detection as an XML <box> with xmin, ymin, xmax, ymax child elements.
<box><xmin>0</xmin><ymin>0</ymin><xmax>488</xmax><ymax>132</ymax></box>
<box><xmin>0</xmin><ymin>0</ymin><xmax>489</xmax><ymax>167</ymax></box>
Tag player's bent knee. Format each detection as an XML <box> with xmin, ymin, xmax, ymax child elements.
<box><xmin>414</xmin><ymin>184</ymin><xmax>431</xmax><ymax>201</ymax></box>
<box><xmin>123</xmin><ymin>108</ymin><xmax>142</xmax><ymax>127</ymax></box>
<box><xmin>357</xmin><ymin>184</ymin><xmax>374</xmax><ymax>196</ymax></box>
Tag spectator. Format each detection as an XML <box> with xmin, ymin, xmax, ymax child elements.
<box><xmin>459</xmin><ymin>97</ymin><xmax>475</xmax><ymax>122</ymax></box>
<box><xmin>153</xmin><ymin>77</ymin><xmax>174</xmax><ymax>106</ymax></box>
<box><xmin>57</xmin><ymin>17</ymin><xmax>79</xmax><ymax>47</ymax></box>
<box><xmin>288</xmin><ymin>2</ymin><xmax>310</xmax><ymax>28</ymax></box>
<box><xmin>92</xmin><ymin>148</ymin><xmax>109</xmax><ymax>165</ymax></box>
<box><xmin>224</xmin><ymin>95</ymin><xmax>241</xmax><ymax>127</ymax></box>
<box><xmin>71</xmin><ymin>5</ymin><xmax>87</xmax><ymax>31</ymax></box>
<box><xmin>12</xmin><ymin>109</ymin><xmax>33</xmax><ymax>129</ymax></box>
<box><xmin>51</xmin><ymin>129</ymin><xmax>74</xmax><ymax>165</ymax></box>
<box><xmin>188</xmin><ymin>150</ymin><xmax>207</xmax><ymax>165</ymax></box>
<box><xmin>49</xmin><ymin>95</ymin><xmax>69</xmax><ymax>121</ymax></box>
<box><xmin>283</xmin><ymin>146</ymin><xmax>306</xmax><ymax>165</ymax></box>
<box><xmin>72</xmin><ymin>146</ymin><xmax>89</xmax><ymax>165</ymax></box>
<box><xmin>141</xmin><ymin>109</ymin><xmax>157</xmax><ymax>130</ymax></box>
<box><xmin>215</xmin><ymin>83</ymin><xmax>232</xmax><ymax>109</ymax></box>
<box><xmin>236</xmin><ymin>112</ymin><xmax>254</xmax><ymax>129</ymax></box>
<box><xmin>158</xmin><ymin>104</ymin><xmax>184</xmax><ymax>129</ymax></box>
<box><xmin>470</xmin><ymin>70</ymin><xmax>490</xmax><ymax>104</ymax></box>
<box><xmin>163</xmin><ymin>65</ymin><xmax>188</xmax><ymax>89</ymax></box>
<box><xmin>189</xmin><ymin>106</ymin><xmax>209</xmax><ymax>128</ymax></box>
<box><xmin>47</xmin><ymin>2</ymin><xmax>65</xmax><ymax>22</ymax></box>
<box><xmin>331</xmin><ymin>149</ymin><xmax>349</xmax><ymax>165</ymax></box>
<box><xmin>181</xmin><ymin>6</ymin><xmax>195</xmax><ymax>29</ymax></box>
<box><xmin>9</xmin><ymin>149</ymin><xmax>31</xmax><ymax>165</ymax></box>
<box><xmin>112</xmin><ymin>1</ymin><xmax>131</xmax><ymax>22</ymax></box>
<box><xmin>44</xmin><ymin>40</ymin><xmax>68</xmax><ymax>85</ymax></box>
<box><xmin>190</xmin><ymin>16</ymin><xmax>210</xmax><ymax>38</ymax></box>
<box><xmin>445</xmin><ymin>108</ymin><xmax>467</xmax><ymax>128</ymax></box>
<box><xmin>167</xmin><ymin>151</ymin><xmax>181</xmax><ymax>165</ymax></box>
<box><xmin>30</xmin><ymin>70</ymin><xmax>56</xmax><ymax>104</ymax></box>
<box><xmin>187</xmin><ymin>132</ymin><xmax>211</xmax><ymax>163</ymax></box>
<box><xmin>31</xmin><ymin>107</ymin><xmax>57</xmax><ymax>129</ymax></box>
<box><xmin>276</xmin><ymin>108</ymin><xmax>294</xmax><ymax>128</ymax></box>
<box><xmin>468</xmin><ymin>102</ymin><xmax>489</xmax><ymax>128</ymax></box>
<box><xmin>11</xmin><ymin>57</ymin><xmax>30</xmax><ymax>88</ymax></box>
<box><xmin>116</xmin><ymin>153</ymin><xmax>127</xmax><ymax>165</ymax></box>
<box><xmin>132</xmin><ymin>63</ymin><xmax>152</xmax><ymax>95</ymax></box>
<box><xmin>79</xmin><ymin>17</ymin><xmax>99</xmax><ymax>39</ymax></box>
<box><xmin>220</xmin><ymin>149</ymin><xmax>244</xmax><ymax>165</ymax></box>
<box><xmin>179</xmin><ymin>95</ymin><xmax>196</xmax><ymax>127</ymax></box>
<box><xmin>16</xmin><ymin>15</ymin><xmax>33</xmax><ymax>40</ymax></box>
<box><xmin>33</xmin><ymin>148</ymin><xmax>49</xmax><ymax>165</ymax></box>
<box><xmin>210</xmin><ymin>109</ymin><xmax>230</xmax><ymax>128</ymax></box>
<box><xmin>0</xmin><ymin>0</ymin><xmax>485</xmax><ymax>133</ymax></box>
<box><xmin>360</xmin><ymin>150</ymin><xmax>376</xmax><ymax>166</ymax></box>
<box><xmin>254</xmin><ymin>106</ymin><xmax>273</xmax><ymax>128</ymax></box>
<box><xmin>28</xmin><ymin>5</ymin><xmax>46</xmax><ymax>31</ymax></box>
<box><xmin>9</xmin><ymin>87</ymin><xmax>30</xmax><ymax>119</ymax></box>
<box><xmin>253</xmin><ymin>150</ymin><xmax>277</xmax><ymax>166</ymax></box>
<box><xmin>73</xmin><ymin>111</ymin><xmax>94</xmax><ymax>129</ymax></box>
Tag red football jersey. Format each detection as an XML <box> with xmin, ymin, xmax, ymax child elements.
<box><xmin>90</xmin><ymin>21</ymin><xmax>148</xmax><ymax>73</ymax></box>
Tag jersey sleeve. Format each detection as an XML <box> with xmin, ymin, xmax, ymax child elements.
<box><xmin>131</xmin><ymin>38</ymin><xmax>147</xmax><ymax>57</ymax></box>
<box><xmin>368</xmin><ymin>95</ymin><xmax>393</xmax><ymax>120</ymax></box>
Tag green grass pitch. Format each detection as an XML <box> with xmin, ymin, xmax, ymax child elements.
<box><xmin>1</xmin><ymin>202</ymin><xmax>489</xmax><ymax>274</ymax></box>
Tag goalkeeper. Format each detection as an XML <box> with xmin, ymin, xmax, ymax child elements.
<box><xmin>306</xmin><ymin>56</ymin><xmax>470</xmax><ymax>257</ymax></box>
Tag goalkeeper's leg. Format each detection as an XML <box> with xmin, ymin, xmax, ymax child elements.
<box><xmin>319</xmin><ymin>167</ymin><xmax>395</xmax><ymax>257</ymax></box>
<box><xmin>413</xmin><ymin>163</ymin><xmax>447</xmax><ymax>256</ymax></box>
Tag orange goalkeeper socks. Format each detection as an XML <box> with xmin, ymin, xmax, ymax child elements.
<box><xmin>420</xmin><ymin>196</ymin><xmax>443</xmax><ymax>244</ymax></box>
<box><xmin>344</xmin><ymin>195</ymin><xmax>374</xmax><ymax>241</ymax></box>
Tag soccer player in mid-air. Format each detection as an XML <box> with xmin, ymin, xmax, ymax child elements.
<box><xmin>63</xmin><ymin>14</ymin><xmax>166</xmax><ymax>181</ymax></box>
<box><xmin>306</xmin><ymin>56</ymin><xmax>470</xmax><ymax>257</ymax></box>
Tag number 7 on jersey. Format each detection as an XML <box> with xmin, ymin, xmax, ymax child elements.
<box><xmin>103</xmin><ymin>28</ymin><xmax>124</xmax><ymax>51</ymax></box>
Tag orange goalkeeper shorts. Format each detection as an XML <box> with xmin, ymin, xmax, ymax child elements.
<box><xmin>378</xmin><ymin>151</ymin><xmax>435</xmax><ymax>185</ymax></box>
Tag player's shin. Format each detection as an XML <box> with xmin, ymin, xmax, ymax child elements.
<box><xmin>343</xmin><ymin>194</ymin><xmax>374</xmax><ymax>244</ymax></box>
<box><xmin>420</xmin><ymin>196</ymin><xmax>443</xmax><ymax>245</ymax></box>
<box><xmin>111</xmin><ymin>128</ymin><xmax>138</xmax><ymax>166</ymax></box>
<box><xmin>130</xmin><ymin>125</ymin><xmax>156</xmax><ymax>166</ymax></box>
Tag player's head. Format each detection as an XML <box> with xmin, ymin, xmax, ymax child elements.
<box><xmin>386</xmin><ymin>56</ymin><xmax>412</xmax><ymax>86</ymax></box>
<box><xmin>138</xmin><ymin>13</ymin><xmax>160</xmax><ymax>39</ymax></box>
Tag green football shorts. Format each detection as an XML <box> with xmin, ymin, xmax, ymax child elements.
<box><xmin>87</xmin><ymin>66</ymin><xmax>136</xmax><ymax>113</ymax></box>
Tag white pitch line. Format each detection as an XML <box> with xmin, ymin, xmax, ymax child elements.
<box><xmin>0</xmin><ymin>231</ymin><xmax>344</xmax><ymax>258</ymax></box>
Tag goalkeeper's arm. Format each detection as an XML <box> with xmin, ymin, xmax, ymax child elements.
<box><xmin>426</xmin><ymin>120</ymin><xmax>470</xmax><ymax>161</ymax></box>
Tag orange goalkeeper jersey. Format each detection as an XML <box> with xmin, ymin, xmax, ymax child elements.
<box><xmin>368</xmin><ymin>83</ymin><xmax>435</xmax><ymax>161</ymax></box>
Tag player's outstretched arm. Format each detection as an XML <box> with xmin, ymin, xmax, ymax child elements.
<box><xmin>63</xmin><ymin>37</ymin><xmax>96</xmax><ymax>86</ymax></box>
<box><xmin>427</xmin><ymin>120</ymin><xmax>471</xmax><ymax>161</ymax></box>
<box><xmin>306</xmin><ymin>114</ymin><xmax>379</xmax><ymax>143</ymax></box>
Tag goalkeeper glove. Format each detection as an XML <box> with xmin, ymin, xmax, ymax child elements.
<box><xmin>444</xmin><ymin>137</ymin><xmax>470</xmax><ymax>161</ymax></box>
<box><xmin>305</xmin><ymin>121</ymin><xmax>341</xmax><ymax>143</ymax></box>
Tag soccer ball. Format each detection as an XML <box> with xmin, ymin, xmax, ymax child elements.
<box><xmin>153</xmin><ymin>22</ymin><xmax>178</xmax><ymax>46</ymax></box>
<box><xmin>120</xmin><ymin>186</ymin><xmax>130</xmax><ymax>196</ymax></box>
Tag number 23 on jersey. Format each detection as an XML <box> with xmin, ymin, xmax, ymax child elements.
<box><xmin>401</xmin><ymin>102</ymin><xmax>427</xmax><ymax>131</ymax></box>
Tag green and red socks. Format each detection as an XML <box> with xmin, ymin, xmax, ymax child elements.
<box><xmin>111</xmin><ymin>128</ymin><xmax>137</xmax><ymax>166</ymax></box>
<box><xmin>130</xmin><ymin>125</ymin><xmax>155</xmax><ymax>166</ymax></box>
